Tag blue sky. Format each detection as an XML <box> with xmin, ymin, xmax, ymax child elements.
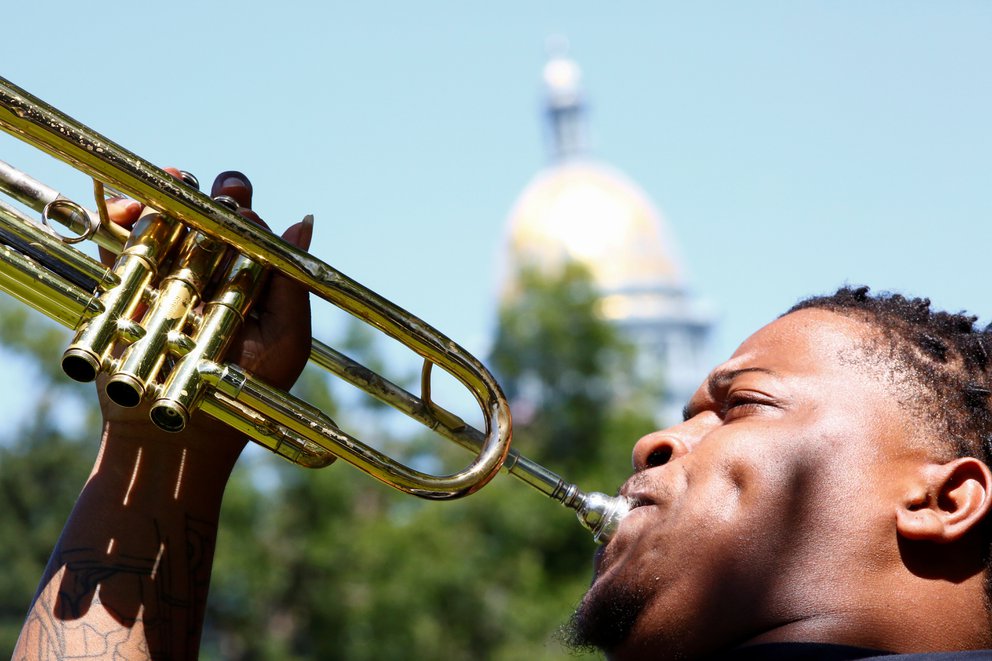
<box><xmin>1</xmin><ymin>2</ymin><xmax>990</xmax><ymax>427</ymax></box>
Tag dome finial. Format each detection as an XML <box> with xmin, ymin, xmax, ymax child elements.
<box><xmin>542</xmin><ymin>37</ymin><xmax>586</xmax><ymax>161</ymax></box>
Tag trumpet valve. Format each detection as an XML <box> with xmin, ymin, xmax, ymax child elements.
<box><xmin>105</xmin><ymin>230</ymin><xmax>225</xmax><ymax>407</ymax></box>
<box><xmin>149</xmin><ymin>252</ymin><xmax>266</xmax><ymax>432</ymax></box>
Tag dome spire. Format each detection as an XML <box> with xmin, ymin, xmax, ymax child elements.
<box><xmin>543</xmin><ymin>37</ymin><xmax>587</xmax><ymax>161</ymax></box>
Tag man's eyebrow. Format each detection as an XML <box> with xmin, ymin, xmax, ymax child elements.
<box><xmin>682</xmin><ymin>367</ymin><xmax>777</xmax><ymax>422</ymax></box>
<box><xmin>708</xmin><ymin>367</ymin><xmax>776</xmax><ymax>395</ymax></box>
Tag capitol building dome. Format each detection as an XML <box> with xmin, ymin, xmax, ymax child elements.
<box><xmin>504</xmin><ymin>159</ymin><xmax>685</xmax><ymax>321</ymax></box>
<box><xmin>499</xmin><ymin>49</ymin><xmax>714</xmax><ymax>425</ymax></box>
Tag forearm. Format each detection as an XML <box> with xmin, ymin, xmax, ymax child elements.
<box><xmin>13</xmin><ymin>419</ymin><xmax>243</xmax><ymax>660</ymax></box>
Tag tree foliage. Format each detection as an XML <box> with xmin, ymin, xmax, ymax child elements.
<box><xmin>0</xmin><ymin>260</ymin><xmax>660</xmax><ymax>659</ymax></box>
<box><xmin>490</xmin><ymin>261</ymin><xmax>658</xmax><ymax>484</ymax></box>
<box><xmin>0</xmin><ymin>306</ymin><xmax>96</xmax><ymax>653</ymax></box>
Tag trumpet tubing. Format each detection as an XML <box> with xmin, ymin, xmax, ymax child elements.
<box><xmin>0</xmin><ymin>75</ymin><xmax>629</xmax><ymax>543</ymax></box>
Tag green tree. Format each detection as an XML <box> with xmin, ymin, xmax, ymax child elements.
<box><xmin>490</xmin><ymin>261</ymin><xmax>658</xmax><ymax>484</ymax></box>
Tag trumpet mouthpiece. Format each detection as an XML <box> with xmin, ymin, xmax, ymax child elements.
<box><xmin>574</xmin><ymin>492</ymin><xmax>631</xmax><ymax>544</ymax></box>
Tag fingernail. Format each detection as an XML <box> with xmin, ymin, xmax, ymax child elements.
<box><xmin>301</xmin><ymin>214</ymin><xmax>314</xmax><ymax>250</ymax></box>
<box><xmin>211</xmin><ymin>170</ymin><xmax>253</xmax><ymax>200</ymax></box>
<box><xmin>221</xmin><ymin>173</ymin><xmax>249</xmax><ymax>189</ymax></box>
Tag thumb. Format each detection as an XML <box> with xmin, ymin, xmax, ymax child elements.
<box><xmin>283</xmin><ymin>214</ymin><xmax>314</xmax><ymax>252</ymax></box>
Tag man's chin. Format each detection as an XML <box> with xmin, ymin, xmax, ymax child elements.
<box><xmin>561</xmin><ymin>577</ymin><xmax>646</xmax><ymax>656</ymax></box>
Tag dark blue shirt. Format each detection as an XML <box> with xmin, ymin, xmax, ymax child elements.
<box><xmin>710</xmin><ymin>643</ymin><xmax>992</xmax><ymax>660</ymax></box>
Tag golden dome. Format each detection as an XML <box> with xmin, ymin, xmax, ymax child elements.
<box><xmin>502</xmin><ymin>159</ymin><xmax>684</xmax><ymax>298</ymax></box>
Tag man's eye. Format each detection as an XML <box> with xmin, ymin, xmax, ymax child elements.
<box><xmin>720</xmin><ymin>394</ymin><xmax>765</xmax><ymax>419</ymax></box>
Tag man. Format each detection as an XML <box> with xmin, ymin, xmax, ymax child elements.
<box><xmin>569</xmin><ymin>288</ymin><xmax>992</xmax><ymax>659</ymax></box>
<box><xmin>13</xmin><ymin>172</ymin><xmax>992</xmax><ymax>658</ymax></box>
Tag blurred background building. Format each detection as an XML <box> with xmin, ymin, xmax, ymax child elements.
<box><xmin>499</xmin><ymin>46</ymin><xmax>715</xmax><ymax>425</ymax></box>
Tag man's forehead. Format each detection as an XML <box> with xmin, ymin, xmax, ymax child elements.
<box><xmin>698</xmin><ymin>309</ymin><xmax>877</xmax><ymax>394</ymax></box>
<box><xmin>728</xmin><ymin>308</ymin><xmax>873</xmax><ymax>369</ymax></box>
<box><xmin>682</xmin><ymin>309</ymin><xmax>884</xmax><ymax>421</ymax></box>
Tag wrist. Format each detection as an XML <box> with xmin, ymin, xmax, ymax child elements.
<box><xmin>101</xmin><ymin>413</ymin><xmax>247</xmax><ymax>474</ymax></box>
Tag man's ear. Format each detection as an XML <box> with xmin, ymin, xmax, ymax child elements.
<box><xmin>896</xmin><ymin>457</ymin><xmax>992</xmax><ymax>543</ymax></box>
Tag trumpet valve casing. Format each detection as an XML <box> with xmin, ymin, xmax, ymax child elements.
<box><xmin>149</xmin><ymin>252</ymin><xmax>266</xmax><ymax>431</ymax></box>
<box><xmin>61</xmin><ymin>207</ymin><xmax>183</xmax><ymax>382</ymax></box>
<box><xmin>105</xmin><ymin>230</ymin><xmax>226</xmax><ymax>407</ymax></box>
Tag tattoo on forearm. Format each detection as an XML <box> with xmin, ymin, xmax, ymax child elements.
<box><xmin>15</xmin><ymin>514</ymin><xmax>217</xmax><ymax>660</ymax></box>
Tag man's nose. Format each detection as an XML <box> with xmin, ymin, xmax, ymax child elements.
<box><xmin>631</xmin><ymin>428</ymin><xmax>691</xmax><ymax>471</ymax></box>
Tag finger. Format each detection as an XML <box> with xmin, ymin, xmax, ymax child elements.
<box><xmin>237</xmin><ymin>206</ymin><xmax>267</xmax><ymax>229</ymax></box>
<box><xmin>260</xmin><ymin>216</ymin><xmax>313</xmax><ymax>315</ymax></box>
<box><xmin>234</xmin><ymin>214</ymin><xmax>313</xmax><ymax>389</ymax></box>
<box><xmin>254</xmin><ymin>217</ymin><xmax>313</xmax><ymax>326</ymax></box>
<box><xmin>261</xmin><ymin>216</ymin><xmax>313</xmax><ymax>304</ymax></box>
<box><xmin>211</xmin><ymin>171</ymin><xmax>253</xmax><ymax>209</ymax></box>
<box><xmin>210</xmin><ymin>170</ymin><xmax>272</xmax><ymax>233</ymax></box>
<box><xmin>282</xmin><ymin>214</ymin><xmax>314</xmax><ymax>252</ymax></box>
<box><xmin>105</xmin><ymin>197</ymin><xmax>143</xmax><ymax>228</ymax></box>
<box><xmin>99</xmin><ymin>198</ymin><xmax>143</xmax><ymax>265</ymax></box>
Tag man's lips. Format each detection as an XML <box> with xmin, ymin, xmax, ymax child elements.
<box><xmin>592</xmin><ymin>489</ymin><xmax>655</xmax><ymax>570</ymax></box>
<box><xmin>624</xmin><ymin>493</ymin><xmax>654</xmax><ymax>510</ymax></box>
<box><xmin>619</xmin><ymin>470</ymin><xmax>658</xmax><ymax>510</ymax></box>
<box><xmin>592</xmin><ymin>470</ymin><xmax>682</xmax><ymax>579</ymax></box>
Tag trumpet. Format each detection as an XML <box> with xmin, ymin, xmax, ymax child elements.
<box><xmin>0</xmin><ymin>76</ymin><xmax>629</xmax><ymax>543</ymax></box>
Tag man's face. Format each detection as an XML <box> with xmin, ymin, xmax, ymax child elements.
<box><xmin>572</xmin><ymin>309</ymin><xmax>925</xmax><ymax>659</ymax></box>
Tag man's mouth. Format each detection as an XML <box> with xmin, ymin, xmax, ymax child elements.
<box><xmin>618</xmin><ymin>477</ymin><xmax>657</xmax><ymax>513</ymax></box>
<box><xmin>625</xmin><ymin>494</ymin><xmax>652</xmax><ymax>510</ymax></box>
<box><xmin>618</xmin><ymin>469</ymin><xmax>656</xmax><ymax>506</ymax></box>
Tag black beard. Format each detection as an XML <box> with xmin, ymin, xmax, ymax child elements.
<box><xmin>561</xmin><ymin>579</ymin><xmax>647</xmax><ymax>656</ymax></box>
